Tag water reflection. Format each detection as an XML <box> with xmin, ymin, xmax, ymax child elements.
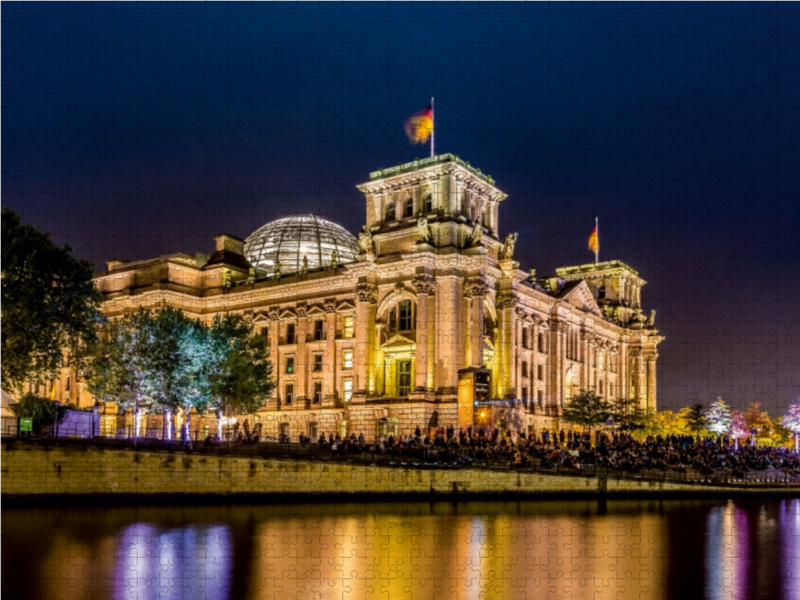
<box><xmin>3</xmin><ymin>500</ymin><xmax>798</xmax><ymax>600</ymax></box>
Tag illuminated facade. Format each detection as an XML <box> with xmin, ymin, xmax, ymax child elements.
<box><xmin>57</xmin><ymin>155</ymin><xmax>662</xmax><ymax>439</ymax></box>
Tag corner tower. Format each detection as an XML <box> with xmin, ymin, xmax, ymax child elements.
<box><xmin>356</xmin><ymin>154</ymin><xmax>508</xmax><ymax>259</ymax></box>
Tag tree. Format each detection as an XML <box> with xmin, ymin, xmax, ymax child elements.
<box><xmin>560</xmin><ymin>390</ymin><xmax>609</xmax><ymax>432</ymax></box>
<box><xmin>608</xmin><ymin>397</ymin><xmax>649</xmax><ymax>433</ymax></box>
<box><xmin>679</xmin><ymin>403</ymin><xmax>707</xmax><ymax>434</ymax></box>
<box><xmin>782</xmin><ymin>397</ymin><xmax>800</xmax><ymax>452</ymax></box>
<box><xmin>205</xmin><ymin>314</ymin><xmax>274</xmax><ymax>439</ymax></box>
<box><xmin>9</xmin><ymin>392</ymin><xmax>67</xmax><ymax>434</ymax></box>
<box><xmin>1</xmin><ymin>208</ymin><xmax>104</xmax><ymax>391</ymax></box>
<box><xmin>729</xmin><ymin>410</ymin><xmax>749</xmax><ymax>450</ymax></box>
<box><xmin>743</xmin><ymin>402</ymin><xmax>774</xmax><ymax>446</ymax></box>
<box><xmin>705</xmin><ymin>397</ymin><xmax>733</xmax><ymax>439</ymax></box>
<box><xmin>86</xmin><ymin>307</ymin><xmax>204</xmax><ymax>439</ymax></box>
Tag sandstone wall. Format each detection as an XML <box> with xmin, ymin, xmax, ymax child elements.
<box><xmin>1</xmin><ymin>441</ymin><xmax>788</xmax><ymax>498</ymax></box>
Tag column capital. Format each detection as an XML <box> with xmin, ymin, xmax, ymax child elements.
<box><xmin>323</xmin><ymin>299</ymin><xmax>338</xmax><ymax>313</ymax></box>
<box><xmin>412</xmin><ymin>276</ymin><xmax>435</xmax><ymax>295</ymax></box>
<box><xmin>356</xmin><ymin>283</ymin><xmax>378</xmax><ymax>304</ymax></box>
<box><xmin>496</xmin><ymin>295</ymin><xmax>518</xmax><ymax>310</ymax></box>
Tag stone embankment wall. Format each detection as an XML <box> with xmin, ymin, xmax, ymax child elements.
<box><xmin>1</xmin><ymin>441</ymin><xmax>792</xmax><ymax>498</ymax></box>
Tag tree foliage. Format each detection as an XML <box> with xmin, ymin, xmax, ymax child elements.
<box><xmin>1</xmin><ymin>208</ymin><xmax>103</xmax><ymax>391</ymax></box>
<box><xmin>705</xmin><ymin>397</ymin><xmax>733</xmax><ymax>436</ymax></box>
<box><xmin>744</xmin><ymin>401</ymin><xmax>775</xmax><ymax>444</ymax></box>
<box><xmin>608</xmin><ymin>397</ymin><xmax>649</xmax><ymax>432</ymax></box>
<box><xmin>85</xmin><ymin>308</ymin><xmax>273</xmax><ymax>432</ymax></box>
<box><xmin>561</xmin><ymin>390</ymin><xmax>608</xmax><ymax>430</ymax></box>
<box><xmin>205</xmin><ymin>313</ymin><xmax>274</xmax><ymax>418</ymax></box>
<box><xmin>679</xmin><ymin>403</ymin><xmax>707</xmax><ymax>433</ymax></box>
<box><xmin>86</xmin><ymin>307</ymin><xmax>204</xmax><ymax>416</ymax></box>
<box><xmin>9</xmin><ymin>392</ymin><xmax>67</xmax><ymax>432</ymax></box>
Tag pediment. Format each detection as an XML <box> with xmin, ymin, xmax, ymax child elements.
<box><xmin>252</xmin><ymin>312</ymin><xmax>271</xmax><ymax>323</ymax></box>
<box><xmin>279</xmin><ymin>308</ymin><xmax>297</xmax><ymax>319</ymax></box>
<box><xmin>307</xmin><ymin>305</ymin><xmax>326</xmax><ymax>316</ymax></box>
<box><xmin>381</xmin><ymin>333</ymin><xmax>416</xmax><ymax>349</ymax></box>
<box><xmin>337</xmin><ymin>300</ymin><xmax>355</xmax><ymax>311</ymax></box>
<box><xmin>560</xmin><ymin>281</ymin><xmax>602</xmax><ymax>316</ymax></box>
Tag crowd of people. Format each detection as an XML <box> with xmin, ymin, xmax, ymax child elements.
<box><xmin>303</xmin><ymin>427</ymin><xmax>800</xmax><ymax>478</ymax></box>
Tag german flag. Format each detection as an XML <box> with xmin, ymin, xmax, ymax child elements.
<box><xmin>404</xmin><ymin>104</ymin><xmax>433</xmax><ymax>144</ymax></box>
<box><xmin>588</xmin><ymin>224</ymin><xmax>599</xmax><ymax>254</ymax></box>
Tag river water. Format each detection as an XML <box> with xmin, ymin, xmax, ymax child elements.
<box><xmin>3</xmin><ymin>498</ymin><xmax>799</xmax><ymax>600</ymax></box>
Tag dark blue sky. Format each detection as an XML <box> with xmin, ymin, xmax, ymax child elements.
<box><xmin>4</xmin><ymin>2</ymin><xmax>799</xmax><ymax>414</ymax></box>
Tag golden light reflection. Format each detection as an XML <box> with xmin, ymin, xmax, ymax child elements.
<box><xmin>247</xmin><ymin>509</ymin><xmax>665</xmax><ymax>600</ymax></box>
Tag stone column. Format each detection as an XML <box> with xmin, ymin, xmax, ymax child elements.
<box><xmin>467</xmin><ymin>280</ymin><xmax>487</xmax><ymax>368</ymax></box>
<box><xmin>497</xmin><ymin>299</ymin><xmax>518</xmax><ymax>398</ymax></box>
<box><xmin>646</xmin><ymin>353</ymin><xmax>658</xmax><ymax>410</ymax></box>
<box><xmin>549</xmin><ymin>321</ymin><xmax>565</xmax><ymax>409</ymax></box>
<box><xmin>323</xmin><ymin>300</ymin><xmax>337</xmax><ymax>406</ymax></box>
<box><xmin>435</xmin><ymin>272</ymin><xmax>460</xmax><ymax>393</ymax></box>
<box><xmin>295</xmin><ymin>306</ymin><xmax>308</xmax><ymax>404</ymax></box>
<box><xmin>355</xmin><ymin>284</ymin><xmax>377</xmax><ymax>398</ymax></box>
<box><xmin>580</xmin><ymin>330</ymin><xmax>590</xmax><ymax>392</ymax></box>
<box><xmin>514</xmin><ymin>309</ymin><xmax>526</xmax><ymax>399</ymax></box>
<box><xmin>412</xmin><ymin>277</ymin><xmax>435</xmax><ymax>391</ymax></box>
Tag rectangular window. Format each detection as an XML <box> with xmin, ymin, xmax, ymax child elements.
<box><xmin>537</xmin><ymin>390</ymin><xmax>543</xmax><ymax>404</ymax></box>
<box><xmin>314</xmin><ymin>319</ymin><xmax>325</xmax><ymax>341</ymax></box>
<box><xmin>343</xmin><ymin>350</ymin><xmax>353</xmax><ymax>369</ymax></box>
<box><xmin>399</xmin><ymin>301</ymin><xmax>412</xmax><ymax>330</ymax></box>
<box><xmin>313</xmin><ymin>381</ymin><xmax>322</xmax><ymax>404</ymax></box>
<box><xmin>522</xmin><ymin>361</ymin><xmax>528</xmax><ymax>378</ymax></box>
<box><xmin>284</xmin><ymin>383</ymin><xmax>294</xmax><ymax>405</ymax></box>
<box><xmin>286</xmin><ymin>323</ymin><xmax>296</xmax><ymax>344</ymax></box>
<box><xmin>398</xmin><ymin>360</ymin><xmax>412</xmax><ymax>396</ymax></box>
<box><xmin>343</xmin><ymin>315</ymin><xmax>354</xmax><ymax>338</ymax></box>
<box><xmin>313</xmin><ymin>354</ymin><xmax>323</xmax><ymax>372</ymax></box>
<box><xmin>522</xmin><ymin>386</ymin><xmax>529</xmax><ymax>401</ymax></box>
<box><xmin>286</xmin><ymin>356</ymin><xmax>295</xmax><ymax>374</ymax></box>
<box><xmin>343</xmin><ymin>379</ymin><xmax>353</xmax><ymax>403</ymax></box>
<box><xmin>537</xmin><ymin>365</ymin><xmax>544</xmax><ymax>381</ymax></box>
<box><xmin>389</xmin><ymin>307</ymin><xmax>397</xmax><ymax>332</ymax></box>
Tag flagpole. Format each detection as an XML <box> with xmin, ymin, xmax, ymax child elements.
<box><xmin>595</xmin><ymin>216</ymin><xmax>599</xmax><ymax>264</ymax></box>
<box><xmin>430</xmin><ymin>97</ymin><xmax>435</xmax><ymax>158</ymax></box>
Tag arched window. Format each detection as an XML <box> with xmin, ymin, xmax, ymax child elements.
<box><xmin>424</xmin><ymin>194</ymin><xmax>433</xmax><ymax>213</ymax></box>
<box><xmin>388</xmin><ymin>306</ymin><xmax>398</xmax><ymax>332</ymax></box>
<box><xmin>386</xmin><ymin>201</ymin><xmax>396</xmax><ymax>222</ymax></box>
<box><xmin>404</xmin><ymin>198</ymin><xmax>414</xmax><ymax>218</ymax></box>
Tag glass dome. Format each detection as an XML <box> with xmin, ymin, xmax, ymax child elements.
<box><xmin>244</xmin><ymin>214</ymin><xmax>360</xmax><ymax>274</ymax></box>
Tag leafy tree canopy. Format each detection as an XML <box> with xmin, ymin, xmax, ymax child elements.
<box><xmin>205</xmin><ymin>313</ymin><xmax>274</xmax><ymax>418</ymax></box>
<box><xmin>561</xmin><ymin>390</ymin><xmax>609</xmax><ymax>430</ymax></box>
<box><xmin>705</xmin><ymin>397</ymin><xmax>733</xmax><ymax>436</ymax></box>
<box><xmin>1</xmin><ymin>208</ymin><xmax>103</xmax><ymax>390</ymax></box>
<box><xmin>9</xmin><ymin>392</ymin><xmax>67</xmax><ymax>431</ymax></box>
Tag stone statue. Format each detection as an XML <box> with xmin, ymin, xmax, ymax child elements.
<box><xmin>273</xmin><ymin>260</ymin><xmax>282</xmax><ymax>279</ymax></box>
<box><xmin>330</xmin><ymin>250</ymin><xmax>340</xmax><ymax>269</ymax></box>
<box><xmin>500</xmin><ymin>232</ymin><xmax>518</xmax><ymax>259</ymax></box>
<box><xmin>358</xmin><ymin>227</ymin><xmax>375</xmax><ymax>255</ymax></box>
<box><xmin>646</xmin><ymin>309</ymin><xmax>656</xmax><ymax>327</ymax></box>
<box><xmin>416</xmin><ymin>217</ymin><xmax>432</xmax><ymax>244</ymax></box>
<box><xmin>300</xmin><ymin>255</ymin><xmax>309</xmax><ymax>275</ymax></box>
<box><xmin>469</xmin><ymin>222</ymin><xmax>482</xmax><ymax>247</ymax></box>
<box><xmin>222</xmin><ymin>271</ymin><xmax>232</xmax><ymax>288</ymax></box>
<box><xmin>527</xmin><ymin>268</ymin><xmax>537</xmax><ymax>284</ymax></box>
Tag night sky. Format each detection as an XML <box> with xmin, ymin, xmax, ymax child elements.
<box><xmin>4</xmin><ymin>2</ymin><xmax>799</xmax><ymax>414</ymax></box>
